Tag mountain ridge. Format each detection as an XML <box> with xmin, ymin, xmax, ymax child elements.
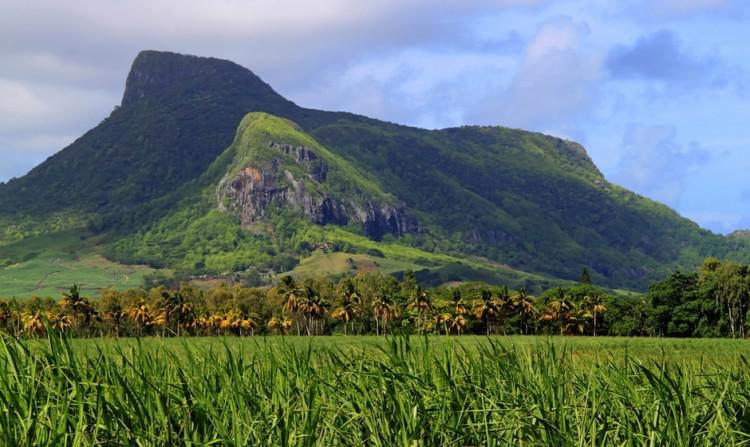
<box><xmin>1</xmin><ymin>49</ymin><xmax>746</xmax><ymax>291</ymax></box>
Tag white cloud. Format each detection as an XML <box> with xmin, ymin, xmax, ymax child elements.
<box><xmin>526</xmin><ymin>18</ymin><xmax>581</xmax><ymax>60</ymax></box>
<box><xmin>0</xmin><ymin>78</ymin><xmax>115</xmax><ymax>181</ymax></box>
<box><xmin>468</xmin><ymin>16</ymin><xmax>604</xmax><ymax>133</ymax></box>
<box><xmin>684</xmin><ymin>211</ymin><xmax>743</xmax><ymax>234</ymax></box>
<box><xmin>1</xmin><ymin>52</ymin><xmax>120</xmax><ymax>89</ymax></box>
<box><xmin>613</xmin><ymin>124</ymin><xmax>709</xmax><ymax>207</ymax></box>
<box><xmin>289</xmin><ymin>49</ymin><xmax>517</xmax><ymax>128</ymax></box>
<box><xmin>0</xmin><ymin>79</ymin><xmax>114</xmax><ymax>133</ymax></box>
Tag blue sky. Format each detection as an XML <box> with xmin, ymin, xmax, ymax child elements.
<box><xmin>0</xmin><ymin>0</ymin><xmax>748</xmax><ymax>233</ymax></box>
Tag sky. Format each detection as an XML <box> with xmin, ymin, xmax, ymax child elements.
<box><xmin>0</xmin><ymin>0</ymin><xmax>748</xmax><ymax>233</ymax></box>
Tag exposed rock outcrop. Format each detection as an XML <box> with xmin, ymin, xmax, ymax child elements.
<box><xmin>217</xmin><ymin>140</ymin><xmax>417</xmax><ymax>240</ymax></box>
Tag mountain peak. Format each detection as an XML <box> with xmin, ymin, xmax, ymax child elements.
<box><xmin>121</xmin><ymin>50</ymin><xmax>281</xmax><ymax>107</ymax></box>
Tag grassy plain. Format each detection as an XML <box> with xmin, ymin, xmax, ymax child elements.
<box><xmin>1</xmin><ymin>226</ymin><xmax>562</xmax><ymax>299</ymax></box>
<box><xmin>286</xmin><ymin>250</ymin><xmax>422</xmax><ymax>278</ymax></box>
<box><xmin>64</xmin><ymin>334</ymin><xmax>750</xmax><ymax>363</ymax></box>
<box><xmin>3</xmin><ymin>334</ymin><xmax>750</xmax><ymax>445</ymax></box>
<box><xmin>0</xmin><ymin>231</ymin><xmax>156</xmax><ymax>298</ymax></box>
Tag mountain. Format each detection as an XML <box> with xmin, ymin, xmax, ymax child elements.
<box><xmin>214</xmin><ymin>114</ymin><xmax>417</xmax><ymax>240</ymax></box>
<box><xmin>104</xmin><ymin>112</ymin><xmax>422</xmax><ymax>274</ymax></box>
<box><xmin>1</xmin><ymin>50</ymin><xmax>746</xmax><ymax>291</ymax></box>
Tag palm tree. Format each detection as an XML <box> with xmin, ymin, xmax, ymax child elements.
<box><xmin>511</xmin><ymin>288</ymin><xmax>537</xmax><ymax>334</ymax></box>
<box><xmin>0</xmin><ymin>300</ymin><xmax>12</xmax><ymax>332</ymax></box>
<box><xmin>268</xmin><ymin>316</ymin><xmax>293</xmax><ymax>335</ymax></box>
<box><xmin>283</xmin><ymin>285</ymin><xmax>302</xmax><ymax>335</ymax></box>
<box><xmin>540</xmin><ymin>290</ymin><xmax>573</xmax><ymax>335</ymax></box>
<box><xmin>562</xmin><ymin>302</ymin><xmax>591</xmax><ymax>335</ymax></box>
<box><xmin>281</xmin><ymin>318</ymin><xmax>294</xmax><ymax>335</ymax></box>
<box><xmin>101</xmin><ymin>305</ymin><xmax>123</xmax><ymax>337</ymax></box>
<box><xmin>217</xmin><ymin>311</ymin><xmax>256</xmax><ymax>336</ymax></box>
<box><xmin>193</xmin><ymin>314</ymin><xmax>216</xmax><ymax>336</ymax></box>
<box><xmin>473</xmin><ymin>290</ymin><xmax>501</xmax><ymax>335</ymax></box>
<box><xmin>149</xmin><ymin>309</ymin><xmax>168</xmax><ymax>336</ymax></box>
<box><xmin>407</xmin><ymin>290</ymin><xmax>432</xmax><ymax>334</ymax></box>
<box><xmin>22</xmin><ymin>311</ymin><xmax>45</xmax><ymax>337</ymax></box>
<box><xmin>451</xmin><ymin>289</ymin><xmax>467</xmax><ymax>316</ymax></box>
<box><xmin>219</xmin><ymin>311</ymin><xmax>239</xmax><ymax>335</ymax></box>
<box><xmin>158</xmin><ymin>290</ymin><xmax>177</xmax><ymax>334</ymax></box>
<box><xmin>267</xmin><ymin>316</ymin><xmax>282</xmax><ymax>335</ymax></box>
<box><xmin>164</xmin><ymin>292</ymin><xmax>195</xmax><ymax>336</ymax></box>
<box><xmin>332</xmin><ymin>297</ymin><xmax>360</xmax><ymax>335</ymax></box>
<box><xmin>60</xmin><ymin>285</ymin><xmax>97</xmax><ymax>335</ymax></box>
<box><xmin>333</xmin><ymin>280</ymin><xmax>361</xmax><ymax>335</ymax></box>
<box><xmin>450</xmin><ymin>314</ymin><xmax>467</xmax><ymax>335</ymax></box>
<box><xmin>126</xmin><ymin>301</ymin><xmax>151</xmax><ymax>337</ymax></box>
<box><xmin>298</xmin><ymin>286</ymin><xmax>327</xmax><ymax>335</ymax></box>
<box><xmin>60</xmin><ymin>284</ymin><xmax>82</xmax><ymax>307</ymax></box>
<box><xmin>434</xmin><ymin>312</ymin><xmax>451</xmax><ymax>335</ymax></box>
<box><xmin>234</xmin><ymin>317</ymin><xmax>256</xmax><ymax>336</ymax></box>
<box><xmin>373</xmin><ymin>294</ymin><xmax>400</xmax><ymax>335</ymax></box>
<box><xmin>583</xmin><ymin>294</ymin><xmax>607</xmax><ymax>336</ymax></box>
<box><xmin>47</xmin><ymin>310</ymin><xmax>74</xmax><ymax>334</ymax></box>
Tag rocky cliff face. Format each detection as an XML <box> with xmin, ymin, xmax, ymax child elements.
<box><xmin>217</xmin><ymin>141</ymin><xmax>418</xmax><ymax>240</ymax></box>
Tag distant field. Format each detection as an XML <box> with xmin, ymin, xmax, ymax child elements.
<box><xmin>0</xmin><ymin>231</ymin><xmax>156</xmax><ymax>298</ymax></box>
<box><xmin>285</xmin><ymin>250</ymin><xmax>422</xmax><ymax>278</ymax></box>
<box><xmin>1</xmin><ymin>227</ymin><xmax>561</xmax><ymax>299</ymax></box>
<box><xmin>5</xmin><ymin>335</ymin><xmax>750</xmax><ymax>445</ymax></box>
<box><xmin>284</xmin><ymin>226</ymin><xmax>563</xmax><ymax>289</ymax></box>
<box><xmin>64</xmin><ymin>334</ymin><xmax>750</xmax><ymax>362</ymax></box>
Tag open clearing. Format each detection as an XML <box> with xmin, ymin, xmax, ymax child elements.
<box><xmin>0</xmin><ymin>231</ymin><xmax>156</xmax><ymax>298</ymax></box>
<box><xmin>286</xmin><ymin>250</ymin><xmax>422</xmax><ymax>278</ymax></box>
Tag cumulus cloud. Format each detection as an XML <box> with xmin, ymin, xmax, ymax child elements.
<box><xmin>614</xmin><ymin>124</ymin><xmax>710</xmax><ymax>207</ymax></box>
<box><xmin>468</xmin><ymin>16</ymin><xmax>604</xmax><ymax>137</ymax></box>
<box><xmin>684</xmin><ymin>211</ymin><xmax>743</xmax><ymax>234</ymax></box>
<box><xmin>0</xmin><ymin>0</ymin><xmax>540</xmax><ymax>85</ymax></box>
<box><xmin>0</xmin><ymin>79</ymin><xmax>113</xmax><ymax>132</ymax></box>
<box><xmin>606</xmin><ymin>30</ymin><xmax>723</xmax><ymax>88</ymax></box>
<box><xmin>0</xmin><ymin>77</ymin><xmax>116</xmax><ymax>179</ymax></box>
<box><xmin>291</xmin><ymin>49</ymin><xmax>517</xmax><ymax>128</ymax></box>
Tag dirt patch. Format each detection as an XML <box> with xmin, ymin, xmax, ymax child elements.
<box><xmin>353</xmin><ymin>257</ymin><xmax>378</xmax><ymax>273</ymax></box>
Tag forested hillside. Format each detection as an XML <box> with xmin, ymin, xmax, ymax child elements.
<box><xmin>1</xmin><ymin>50</ymin><xmax>747</xmax><ymax>290</ymax></box>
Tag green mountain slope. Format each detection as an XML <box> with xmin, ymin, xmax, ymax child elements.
<box><xmin>1</xmin><ymin>50</ymin><xmax>747</xmax><ymax>290</ymax></box>
<box><xmin>101</xmin><ymin>112</ymin><xmax>550</xmax><ymax>291</ymax></box>
<box><xmin>308</xmin><ymin>121</ymin><xmax>736</xmax><ymax>286</ymax></box>
<box><xmin>107</xmin><ymin>112</ymin><xmax>413</xmax><ymax>271</ymax></box>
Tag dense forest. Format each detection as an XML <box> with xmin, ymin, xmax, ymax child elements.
<box><xmin>2</xmin><ymin>258</ymin><xmax>747</xmax><ymax>339</ymax></box>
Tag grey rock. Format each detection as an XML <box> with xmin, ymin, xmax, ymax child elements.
<box><xmin>217</xmin><ymin>141</ymin><xmax>418</xmax><ymax>240</ymax></box>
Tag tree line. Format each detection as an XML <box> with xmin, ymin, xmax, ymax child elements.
<box><xmin>1</xmin><ymin>259</ymin><xmax>749</xmax><ymax>338</ymax></box>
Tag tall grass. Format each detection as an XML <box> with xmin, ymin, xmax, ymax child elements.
<box><xmin>1</xmin><ymin>333</ymin><xmax>749</xmax><ymax>446</ymax></box>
